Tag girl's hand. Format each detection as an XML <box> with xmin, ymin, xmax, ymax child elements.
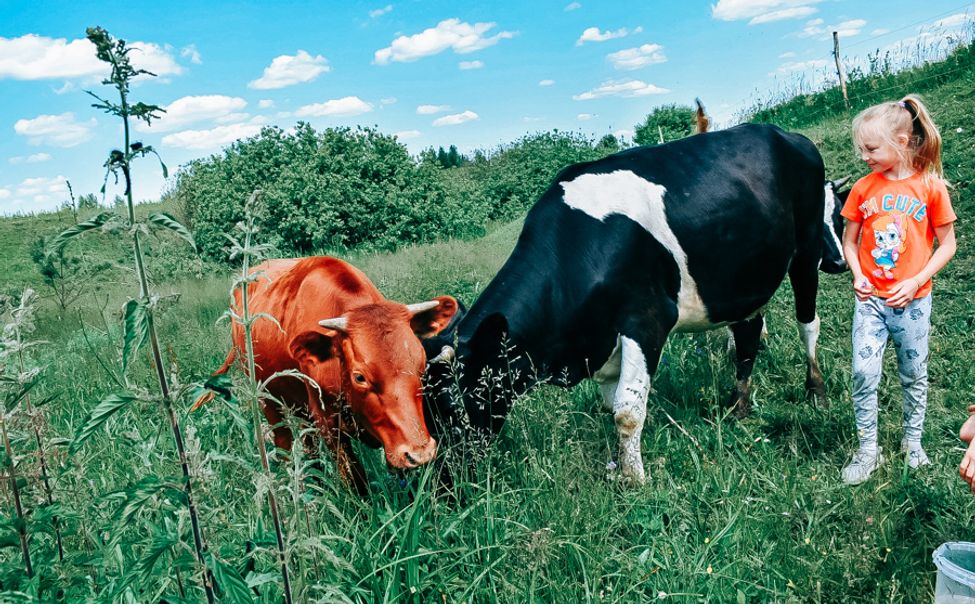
<box><xmin>962</xmin><ymin>439</ymin><xmax>975</xmax><ymax>494</ymax></box>
<box><xmin>962</xmin><ymin>409</ymin><xmax>975</xmax><ymax>444</ymax></box>
<box><xmin>885</xmin><ymin>277</ymin><xmax>920</xmax><ymax>308</ymax></box>
<box><xmin>853</xmin><ymin>276</ymin><xmax>874</xmax><ymax>301</ymax></box>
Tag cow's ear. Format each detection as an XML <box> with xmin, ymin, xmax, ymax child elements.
<box><xmin>410</xmin><ymin>295</ymin><xmax>460</xmax><ymax>338</ymax></box>
<box><xmin>289</xmin><ymin>330</ymin><xmax>337</xmax><ymax>364</ymax></box>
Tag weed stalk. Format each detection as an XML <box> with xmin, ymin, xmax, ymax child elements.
<box><xmin>233</xmin><ymin>190</ymin><xmax>295</xmax><ymax>603</ymax></box>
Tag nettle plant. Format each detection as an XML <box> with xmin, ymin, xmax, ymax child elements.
<box><xmin>50</xmin><ymin>27</ymin><xmax>217</xmax><ymax>603</ymax></box>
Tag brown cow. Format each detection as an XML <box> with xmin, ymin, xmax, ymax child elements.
<box><xmin>216</xmin><ymin>256</ymin><xmax>458</xmax><ymax>495</ymax></box>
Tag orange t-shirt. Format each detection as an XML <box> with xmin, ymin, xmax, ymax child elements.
<box><xmin>841</xmin><ymin>172</ymin><xmax>956</xmax><ymax>298</ymax></box>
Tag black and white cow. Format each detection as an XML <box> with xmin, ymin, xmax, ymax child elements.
<box><xmin>425</xmin><ymin>123</ymin><xmax>847</xmax><ymax>484</ymax></box>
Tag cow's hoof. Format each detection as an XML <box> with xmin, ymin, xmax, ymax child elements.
<box><xmin>728</xmin><ymin>385</ymin><xmax>751</xmax><ymax>419</ymax></box>
<box><xmin>805</xmin><ymin>378</ymin><xmax>828</xmax><ymax>407</ymax></box>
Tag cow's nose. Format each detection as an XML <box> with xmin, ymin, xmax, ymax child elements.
<box><xmin>398</xmin><ymin>438</ymin><xmax>437</xmax><ymax>468</ymax></box>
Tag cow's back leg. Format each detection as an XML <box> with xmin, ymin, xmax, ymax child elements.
<box><xmin>788</xmin><ymin>255</ymin><xmax>827</xmax><ymax>401</ymax></box>
<box><xmin>729</xmin><ymin>314</ymin><xmax>764</xmax><ymax>418</ymax></box>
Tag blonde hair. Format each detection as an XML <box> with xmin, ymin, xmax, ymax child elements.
<box><xmin>852</xmin><ymin>94</ymin><xmax>943</xmax><ymax>181</ymax></box>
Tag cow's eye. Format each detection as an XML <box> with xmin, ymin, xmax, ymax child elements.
<box><xmin>352</xmin><ymin>372</ymin><xmax>368</xmax><ymax>385</ymax></box>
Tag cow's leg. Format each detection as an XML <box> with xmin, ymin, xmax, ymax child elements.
<box><xmin>261</xmin><ymin>400</ymin><xmax>294</xmax><ymax>453</ymax></box>
<box><xmin>593</xmin><ymin>337</ymin><xmax>622</xmax><ymax>412</ymax></box>
<box><xmin>306</xmin><ymin>392</ymin><xmax>369</xmax><ymax>496</ymax></box>
<box><xmin>611</xmin><ymin>334</ymin><xmax>666</xmax><ymax>485</ymax></box>
<box><xmin>729</xmin><ymin>314</ymin><xmax>764</xmax><ymax>418</ymax></box>
<box><xmin>788</xmin><ymin>256</ymin><xmax>827</xmax><ymax>402</ymax></box>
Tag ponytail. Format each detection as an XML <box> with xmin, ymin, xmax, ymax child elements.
<box><xmin>899</xmin><ymin>94</ymin><xmax>943</xmax><ymax>181</ymax></box>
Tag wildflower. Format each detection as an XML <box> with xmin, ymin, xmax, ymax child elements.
<box><xmin>657</xmin><ymin>591</ymin><xmax>668</xmax><ymax>600</ymax></box>
<box><xmin>804</xmin><ymin>537</ymin><xmax>810</xmax><ymax>544</ymax></box>
<box><xmin>706</xmin><ymin>565</ymin><xmax>713</xmax><ymax>574</ymax></box>
<box><xmin>704</xmin><ymin>537</ymin><xmax>710</xmax><ymax>544</ymax></box>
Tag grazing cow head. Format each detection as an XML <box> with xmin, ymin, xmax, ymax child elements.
<box><xmin>288</xmin><ymin>296</ymin><xmax>458</xmax><ymax>470</ymax></box>
<box><xmin>821</xmin><ymin>177</ymin><xmax>851</xmax><ymax>274</ymax></box>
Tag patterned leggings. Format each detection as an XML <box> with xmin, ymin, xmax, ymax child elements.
<box><xmin>851</xmin><ymin>295</ymin><xmax>931</xmax><ymax>449</ymax></box>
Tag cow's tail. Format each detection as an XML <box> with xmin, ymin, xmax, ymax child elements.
<box><xmin>190</xmin><ymin>347</ymin><xmax>236</xmax><ymax>411</ymax></box>
<box><xmin>694</xmin><ymin>98</ymin><xmax>710</xmax><ymax>134</ymax></box>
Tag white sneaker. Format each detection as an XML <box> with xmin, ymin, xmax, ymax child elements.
<box><xmin>901</xmin><ymin>439</ymin><xmax>931</xmax><ymax>469</ymax></box>
<box><xmin>842</xmin><ymin>447</ymin><xmax>884</xmax><ymax>485</ymax></box>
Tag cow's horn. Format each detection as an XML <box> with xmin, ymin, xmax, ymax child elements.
<box><xmin>318</xmin><ymin>317</ymin><xmax>348</xmax><ymax>331</ymax></box>
<box><xmin>430</xmin><ymin>345</ymin><xmax>455</xmax><ymax>364</ymax></box>
<box><xmin>405</xmin><ymin>300</ymin><xmax>440</xmax><ymax>316</ymax></box>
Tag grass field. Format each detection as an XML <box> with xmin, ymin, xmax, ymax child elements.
<box><xmin>2</xmin><ymin>43</ymin><xmax>975</xmax><ymax>603</ymax></box>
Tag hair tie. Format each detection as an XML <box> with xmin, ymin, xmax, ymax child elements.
<box><xmin>898</xmin><ymin>101</ymin><xmax>907</xmax><ymax>108</ymax></box>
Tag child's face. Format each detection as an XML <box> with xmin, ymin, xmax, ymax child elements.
<box><xmin>858</xmin><ymin>129</ymin><xmax>909</xmax><ymax>178</ymax></box>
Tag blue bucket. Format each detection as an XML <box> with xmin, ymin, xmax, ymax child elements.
<box><xmin>933</xmin><ymin>542</ymin><xmax>975</xmax><ymax>602</ymax></box>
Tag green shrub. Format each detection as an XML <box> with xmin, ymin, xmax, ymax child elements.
<box><xmin>633</xmin><ymin>104</ymin><xmax>697</xmax><ymax>145</ymax></box>
<box><xmin>176</xmin><ymin>123</ymin><xmax>478</xmax><ymax>260</ymax></box>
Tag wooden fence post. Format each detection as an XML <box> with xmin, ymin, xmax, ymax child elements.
<box><xmin>833</xmin><ymin>31</ymin><xmax>850</xmax><ymax>108</ymax></box>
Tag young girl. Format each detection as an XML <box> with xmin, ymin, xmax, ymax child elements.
<box><xmin>839</xmin><ymin>94</ymin><xmax>957</xmax><ymax>485</ymax></box>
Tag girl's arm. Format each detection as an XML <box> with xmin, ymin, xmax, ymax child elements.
<box><xmin>960</xmin><ymin>405</ymin><xmax>975</xmax><ymax>493</ymax></box>
<box><xmin>885</xmin><ymin>222</ymin><xmax>957</xmax><ymax>308</ymax></box>
<box><xmin>842</xmin><ymin>220</ymin><xmax>873</xmax><ymax>301</ymax></box>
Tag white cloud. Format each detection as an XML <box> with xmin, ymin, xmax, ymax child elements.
<box><xmin>8</xmin><ymin>153</ymin><xmax>52</xmax><ymax>164</ymax></box>
<box><xmin>771</xmin><ymin>58</ymin><xmax>828</xmax><ymax>75</ymax></box>
<box><xmin>749</xmin><ymin>7</ymin><xmax>817</xmax><ymax>24</ymax></box>
<box><xmin>539</xmin><ymin>79</ymin><xmax>555</xmax><ymax>86</ymax></box>
<box><xmin>614</xmin><ymin>128</ymin><xmax>634</xmax><ymax>141</ymax></box>
<box><xmin>417</xmin><ymin>104</ymin><xmax>450</xmax><ymax>114</ymax></box>
<box><xmin>162</xmin><ymin>123</ymin><xmax>264</xmax><ymax>150</ymax></box>
<box><xmin>127</xmin><ymin>42</ymin><xmax>184</xmax><ymax>77</ymax></box>
<box><xmin>374</xmin><ymin>18</ymin><xmax>515</xmax><ymax>64</ymax></box>
<box><xmin>779</xmin><ymin>51</ymin><xmax>797</xmax><ymax>58</ymax></box>
<box><xmin>573</xmin><ymin>79</ymin><xmax>670</xmax><ymax>100</ymax></box>
<box><xmin>523</xmin><ymin>116</ymin><xmax>544</xmax><ymax>123</ymax></box>
<box><xmin>576</xmin><ymin>26</ymin><xmax>642</xmax><ymax>46</ymax></box>
<box><xmin>180</xmin><ymin>44</ymin><xmax>202</xmax><ymax>64</ymax></box>
<box><xmin>565</xmin><ymin>2</ymin><xmax>582</xmax><ymax>10</ymax></box>
<box><xmin>249</xmin><ymin>50</ymin><xmax>331</xmax><ymax>89</ymax></box>
<box><xmin>370</xmin><ymin>5</ymin><xmax>393</xmax><ymax>18</ymax></box>
<box><xmin>14</xmin><ymin>112</ymin><xmax>95</xmax><ymax>147</ymax></box>
<box><xmin>136</xmin><ymin>95</ymin><xmax>248</xmax><ymax>132</ymax></box>
<box><xmin>711</xmin><ymin>0</ymin><xmax>820</xmax><ymax>24</ymax></box>
<box><xmin>577</xmin><ymin>113</ymin><xmax>595</xmax><ymax>120</ymax></box>
<box><xmin>258</xmin><ymin>99</ymin><xmax>275</xmax><ymax>109</ymax></box>
<box><xmin>798</xmin><ymin>17</ymin><xmax>865</xmax><ymax>39</ymax></box>
<box><xmin>797</xmin><ymin>18</ymin><xmax>826</xmax><ymax>38</ymax></box>
<box><xmin>432</xmin><ymin>110</ymin><xmax>479</xmax><ymax>126</ymax></box>
<box><xmin>0</xmin><ymin>175</ymin><xmax>71</xmax><ymax>214</ymax></box>
<box><xmin>607</xmin><ymin>43</ymin><xmax>666</xmax><ymax>70</ymax></box>
<box><xmin>380</xmin><ymin>97</ymin><xmax>397</xmax><ymax>105</ymax></box>
<box><xmin>459</xmin><ymin>60</ymin><xmax>484</xmax><ymax>69</ymax></box>
<box><xmin>295</xmin><ymin>96</ymin><xmax>374</xmax><ymax>117</ymax></box>
<box><xmin>870</xmin><ymin>28</ymin><xmax>890</xmax><ymax>36</ymax></box>
<box><xmin>0</xmin><ymin>34</ymin><xmax>182</xmax><ymax>80</ymax></box>
<box><xmin>394</xmin><ymin>129</ymin><xmax>421</xmax><ymax>139</ymax></box>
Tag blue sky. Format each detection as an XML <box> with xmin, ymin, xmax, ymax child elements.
<box><xmin>1</xmin><ymin>0</ymin><xmax>973</xmax><ymax>214</ymax></box>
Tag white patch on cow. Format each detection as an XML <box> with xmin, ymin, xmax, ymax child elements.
<box><xmin>594</xmin><ymin>335</ymin><xmax>649</xmax><ymax>484</ymax></box>
<box><xmin>560</xmin><ymin>170</ymin><xmax>712</xmax><ymax>330</ymax></box>
<box><xmin>798</xmin><ymin>314</ymin><xmax>820</xmax><ymax>361</ymax></box>
<box><xmin>821</xmin><ymin>184</ymin><xmax>843</xmax><ymax>265</ymax></box>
